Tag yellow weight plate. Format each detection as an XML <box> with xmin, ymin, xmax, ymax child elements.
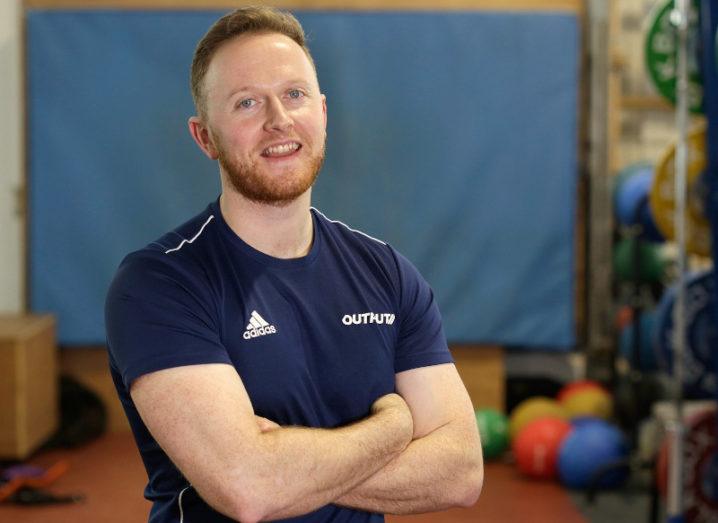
<box><xmin>649</xmin><ymin>124</ymin><xmax>711</xmax><ymax>256</ymax></box>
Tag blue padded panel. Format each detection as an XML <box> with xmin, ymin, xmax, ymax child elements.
<box><xmin>27</xmin><ymin>10</ymin><xmax>578</xmax><ymax>347</ymax></box>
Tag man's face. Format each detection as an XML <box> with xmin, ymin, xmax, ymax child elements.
<box><xmin>200</xmin><ymin>32</ymin><xmax>327</xmax><ymax>206</ymax></box>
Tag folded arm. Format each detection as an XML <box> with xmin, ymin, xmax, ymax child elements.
<box><xmin>130</xmin><ymin>363</ymin><xmax>413</xmax><ymax>523</ymax></box>
<box><xmin>333</xmin><ymin>363</ymin><xmax>483</xmax><ymax>514</ymax></box>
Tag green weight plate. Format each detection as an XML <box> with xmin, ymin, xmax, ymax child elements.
<box><xmin>644</xmin><ymin>0</ymin><xmax>704</xmax><ymax>114</ymax></box>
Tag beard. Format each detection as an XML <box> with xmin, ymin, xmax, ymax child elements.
<box><xmin>215</xmin><ymin>137</ymin><xmax>325</xmax><ymax>207</ymax></box>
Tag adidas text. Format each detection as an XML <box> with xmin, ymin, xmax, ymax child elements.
<box><xmin>243</xmin><ymin>325</ymin><xmax>277</xmax><ymax>339</ymax></box>
<box><xmin>342</xmin><ymin>313</ymin><xmax>395</xmax><ymax>326</ymax></box>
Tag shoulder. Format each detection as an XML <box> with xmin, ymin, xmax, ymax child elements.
<box><xmin>148</xmin><ymin>205</ymin><xmax>219</xmax><ymax>258</ymax></box>
<box><xmin>311</xmin><ymin>208</ymin><xmax>427</xmax><ymax>297</ymax></box>
<box><xmin>312</xmin><ymin>207</ymin><xmax>393</xmax><ymax>259</ymax></box>
<box><xmin>107</xmin><ymin>205</ymin><xmax>219</xmax><ymax>304</ymax></box>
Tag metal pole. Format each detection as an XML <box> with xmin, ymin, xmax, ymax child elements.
<box><xmin>666</xmin><ymin>1</ymin><xmax>690</xmax><ymax>521</ymax></box>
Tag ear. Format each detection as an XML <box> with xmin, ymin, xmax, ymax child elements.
<box><xmin>188</xmin><ymin>116</ymin><xmax>219</xmax><ymax>160</ymax></box>
<box><xmin>321</xmin><ymin>94</ymin><xmax>327</xmax><ymax>130</ymax></box>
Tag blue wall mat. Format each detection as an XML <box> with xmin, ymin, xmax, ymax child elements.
<box><xmin>28</xmin><ymin>10</ymin><xmax>578</xmax><ymax>348</ymax></box>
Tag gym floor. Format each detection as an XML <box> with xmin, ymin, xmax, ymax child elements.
<box><xmin>0</xmin><ymin>431</ymin><xmax>592</xmax><ymax>523</ymax></box>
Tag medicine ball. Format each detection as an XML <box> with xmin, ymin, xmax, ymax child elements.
<box><xmin>558</xmin><ymin>418</ymin><xmax>629</xmax><ymax>489</ymax></box>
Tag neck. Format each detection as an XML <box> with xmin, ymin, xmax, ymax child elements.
<box><xmin>219</xmin><ymin>188</ymin><xmax>314</xmax><ymax>259</ymax></box>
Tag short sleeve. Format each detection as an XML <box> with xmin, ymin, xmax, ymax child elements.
<box><xmin>105</xmin><ymin>252</ymin><xmax>231</xmax><ymax>390</ymax></box>
<box><xmin>390</xmin><ymin>248</ymin><xmax>453</xmax><ymax>373</ymax></box>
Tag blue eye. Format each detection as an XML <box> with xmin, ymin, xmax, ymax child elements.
<box><xmin>288</xmin><ymin>89</ymin><xmax>304</xmax><ymax>99</ymax></box>
<box><xmin>238</xmin><ymin>99</ymin><xmax>255</xmax><ymax>109</ymax></box>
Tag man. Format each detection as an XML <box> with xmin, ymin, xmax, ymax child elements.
<box><xmin>106</xmin><ymin>6</ymin><xmax>482</xmax><ymax>523</ymax></box>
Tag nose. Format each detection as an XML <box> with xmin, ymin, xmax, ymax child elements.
<box><xmin>263</xmin><ymin>97</ymin><xmax>293</xmax><ymax>133</ymax></box>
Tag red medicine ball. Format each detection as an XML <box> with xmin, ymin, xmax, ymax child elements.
<box><xmin>513</xmin><ymin>416</ymin><xmax>573</xmax><ymax>480</ymax></box>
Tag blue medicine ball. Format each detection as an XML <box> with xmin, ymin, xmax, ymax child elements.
<box><xmin>619</xmin><ymin>311</ymin><xmax>658</xmax><ymax>371</ymax></box>
<box><xmin>613</xmin><ymin>164</ymin><xmax>664</xmax><ymax>242</ymax></box>
<box><xmin>637</xmin><ymin>199</ymin><xmax>665</xmax><ymax>242</ymax></box>
<box><xmin>558</xmin><ymin>418</ymin><xmax>629</xmax><ymax>489</ymax></box>
<box><xmin>569</xmin><ymin>417</ymin><xmax>599</xmax><ymax>430</ymax></box>
<box><xmin>615</xmin><ymin>165</ymin><xmax>652</xmax><ymax>225</ymax></box>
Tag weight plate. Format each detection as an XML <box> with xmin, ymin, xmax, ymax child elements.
<box><xmin>658</xmin><ymin>408</ymin><xmax>718</xmax><ymax>522</ymax></box>
<box><xmin>685</xmin><ymin>410</ymin><xmax>718</xmax><ymax>522</ymax></box>
<box><xmin>654</xmin><ymin>270</ymin><xmax>718</xmax><ymax>398</ymax></box>
<box><xmin>644</xmin><ymin>0</ymin><xmax>704</xmax><ymax>113</ymax></box>
<box><xmin>649</xmin><ymin>124</ymin><xmax>711</xmax><ymax>256</ymax></box>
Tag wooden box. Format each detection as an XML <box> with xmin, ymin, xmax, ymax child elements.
<box><xmin>451</xmin><ymin>345</ymin><xmax>505</xmax><ymax>412</ymax></box>
<box><xmin>0</xmin><ymin>314</ymin><xmax>58</xmax><ymax>459</ymax></box>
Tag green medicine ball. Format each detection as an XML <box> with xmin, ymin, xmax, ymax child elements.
<box><xmin>613</xmin><ymin>238</ymin><xmax>668</xmax><ymax>283</ymax></box>
<box><xmin>475</xmin><ymin>408</ymin><xmax>509</xmax><ymax>460</ymax></box>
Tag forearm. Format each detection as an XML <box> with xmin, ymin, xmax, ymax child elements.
<box><xmin>334</xmin><ymin>421</ymin><xmax>483</xmax><ymax>515</ymax></box>
<box><xmin>236</xmin><ymin>404</ymin><xmax>412</xmax><ymax>521</ymax></box>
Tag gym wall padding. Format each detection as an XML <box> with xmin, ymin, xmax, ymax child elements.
<box><xmin>27</xmin><ymin>10</ymin><xmax>579</xmax><ymax>348</ymax></box>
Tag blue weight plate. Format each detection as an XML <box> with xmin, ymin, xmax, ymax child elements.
<box><xmin>654</xmin><ymin>270</ymin><xmax>718</xmax><ymax>398</ymax></box>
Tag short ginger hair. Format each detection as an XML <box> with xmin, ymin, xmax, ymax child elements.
<box><xmin>190</xmin><ymin>6</ymin><xmax>315</xmax><ymax>118</ymax></box>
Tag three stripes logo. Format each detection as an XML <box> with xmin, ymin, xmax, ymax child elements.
<box><xmin>243</xmin><ymin>310</ymin><xmax>277</xmax><ymax>340</ymax></box>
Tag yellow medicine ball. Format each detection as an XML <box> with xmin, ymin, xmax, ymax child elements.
<box><xmin>561</xmin><ymin>388</ymin><xmax>613</xmax><ymax>420</ymax></box>
<box><xmin>509</xmin><ymin>397</ymin><xmax>568</xmax><ymax>440</ymax></box>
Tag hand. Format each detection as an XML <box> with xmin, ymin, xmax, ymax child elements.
<box><xmin>370</xmin><ymin>393</ymin><xmax>414</xmax><ymax>446</ymax></box>
<box><xmin>370</xmin><ymin>393</ymin><xmax>407</xmax><ymax>415</ymax></box>
<box><xmin>255</xmin><ymin>415</ymin><xmax>281</xmax><ymax>433</ymax></box>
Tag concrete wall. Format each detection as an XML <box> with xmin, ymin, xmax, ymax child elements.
<box><xmin>0</xmin><ymin>0</ymin><xmax>24</xmax><ymax>314</ymax></box>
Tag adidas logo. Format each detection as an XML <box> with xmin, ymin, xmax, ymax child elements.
<box><xmin>243</xmin><ymin>310</ymin><xmax>277</xmax><ymax>339</ymax></box>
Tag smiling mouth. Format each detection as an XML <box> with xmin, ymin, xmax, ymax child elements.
<box><xmin>261</xmin><ymin>142</ymin><xmax>302</xmax><ymax>158</ymax></box>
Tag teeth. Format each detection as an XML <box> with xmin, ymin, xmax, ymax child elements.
<box><xmin>264</xmin><ymin>142</ymin><xmax>300</xmax><ymax>156</ymax></box>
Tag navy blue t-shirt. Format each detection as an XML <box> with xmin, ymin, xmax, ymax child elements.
<box><xmin>105</xmin><ymin>200</ymin><xmax>453</xmax><ymax>523</ymax></box>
